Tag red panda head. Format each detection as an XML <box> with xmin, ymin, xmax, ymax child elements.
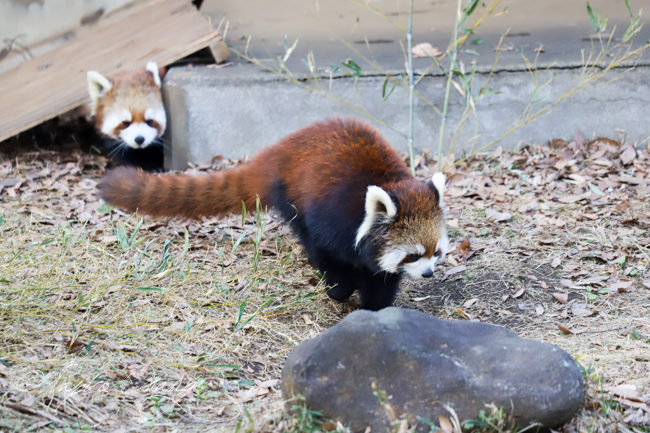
<box><xmin>87</xmin><ymin>62</ymin><xmax>166</xmax><ymax>149</ymax></box>
<box><xmin>356</xmin><ymin>173</ymin><xmax>448</xmax><ymax>279</ymax></box>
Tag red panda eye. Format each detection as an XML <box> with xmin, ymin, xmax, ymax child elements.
<box><xmin>409</xmin><ymin>253</ymin><xmax>421</xmax><ymax>261</ymax></box>
<box><xmin>122</xmin><ymin>121</ymin><xmax>131</xmax><ymax>127</ymax></box>
<box><xmin>145</xmin><ymin>119</ymin><xmax>154</xmax><ymax>127</ymax></box>
<box><xmin>434</xmin><ymin>249</ymin><xmax>442</xmax><ymax>258</ymax></box>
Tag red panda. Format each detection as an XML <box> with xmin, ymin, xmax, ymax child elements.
<box><xmin>98</xmin><ymin>118</ymin><xmax>448</xmax><ymax>310</ymax></box>
<box><xmin>87</xmin><ymin>62</ymin><xmax>167</xmax><ymax>172</ymax></box>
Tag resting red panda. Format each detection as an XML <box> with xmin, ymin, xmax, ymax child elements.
<box><xmin>87</xmin><ymin>62</ymin><xmax>167</xmax><ymax>172</ymax></box>
<box><xmin>98</xmin><ymin>118</ymin><xmax>448</xmax><ymax>310</ymax></box>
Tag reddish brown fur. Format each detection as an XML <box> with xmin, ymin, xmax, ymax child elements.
<box><xmin>98</xmin><ymin>118</ymin><xmax>412</xmax><ymax>220</ymax></box>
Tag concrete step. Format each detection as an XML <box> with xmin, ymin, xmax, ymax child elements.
<box><xmin>162</xmin><ymin>0</ymin><xmax>650</xmax><ymax>170</ymax></box>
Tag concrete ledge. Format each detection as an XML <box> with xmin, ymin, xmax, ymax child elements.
<box><xmin>162</xmin><ymin>63</ymin><xmax>650</xmax><ymax>170</ymax></box>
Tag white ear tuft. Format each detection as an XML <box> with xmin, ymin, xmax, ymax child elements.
<box><xmin>355</xmin><ymin>186</ymin><xmax>397</xmax><ymax>247</ymax></box>
<box><xmin>431</xmin><ymin>172</ymin><xmax>446</xmax><ymax>207</ymax></box>
<box><xmin>146</xmin><ymin>61</ymin><xmax>162</xmax><ymax>86</ymax></box>
<box><xmin>87</xmin><ymin>71</ymin><xmax>112</xmax><ymax>115</ymax></box>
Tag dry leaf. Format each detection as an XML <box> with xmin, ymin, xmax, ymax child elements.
<box><xmin>447</xmin><ymin>255</ymin><xmax>459</xmax><ymax>267</ymax></box>
<box><xmin>558</xmin><ymin>324</ymin><xmax>573</xmax><ymax>334</ymax></box>
<box><xmin>552</xmin><ymin>293</ymin><xmax>568</xmax><ymax>304</ymax></box>
<box><xmin>620</xmin><ymin>146</ymin><xmax>637</xmax><ymax>165</ymax></box>
<box><xmin>65</xmin><ymin>338</ymin><xmax>85</xmax><ymax>354</ymax></box>
<box><xmin>609</xmin><ymin>280</ymin><xmax>634</xmax><ymax>293</ymax></box>
<box><xmin>575</xmin><ymin>276</ymin><xmax>609</xmax><ymax>286</ymax></box>
<box><xmin>447</xmin><ymin>218</ymin><xmax>459</xmax><ymax>229</ymax></box>
<box><xmin>558</xmin><ymin>194</ymin><xmax>588</xmax><ymax>204</ymax></box>
<box><xmin>496</xmin><ymin>309</ymin><xmax>513</xmax><ymax>316</ymax></box>
<box><xmin>259</xmin><ymin>379</ymin><xmax>280</xmax><ymax>388</ymax></box>
<box><xmin>513</xmin><ymin>288</ymin><xmax>525</xmax><ymax>298</ymax></box>
<box><xmin>568</xmin><ymin>174</ymin><xmax>586</xmax><ymax>184</ymax></box>
<box><xmin>463</xmin><ymin>298</ymin><xmax>478</xmax><ymax>308</ymax></box>
<box><xmin>412</xmin><ymin>42</ymin><xmax>442</xmax><ymax>58</ymax></box>
<box><xmin>20</xmin><ymin>395</ymin><xmax>35</xmax><ymax>407</ymax></box>
<box><xmin>485</xmin><ymin>208</ymin><xmax>512</xmax><ymax>222</ymax></box>
<box><xmin>457</xmin><ymin>238</ymin><xmax>470</xmax><ymax>258</ymax></box>
<box><xmin>571</xmin><ymin>304</ymin><xmax>593</xmax><ymax>316</ymax></box>
<box><xmin>535</xmin><ymin>305</ymin><xmax>545</xmax><ymax>315</ymax></box>
<box><xmin>610</xmin><ymin>384</ymin><xmax>640</xmax><ymax>401</ymax></box>
<box><xmin>441</xmin><ymin>265</ymin><xmax>467</xmax><ymax>281</ymax></box>
<box><xmin>550</xmin><ymin>257</ymin><xmax>562</xmax><ymax>268</ymax></box>
<box><xmin>301</xmin><ymin>314</ymin><xmax>313</xmax><ymax>325</ymax></box>
<box><xmin>413</xmin><ymin>295</ymin><xmax>431</xmax><ymax>302</ymax></box>
<box><xmin>615</xmin><ymin>199</ymin><xmax>631</xmax><ymax>213</ymax></box>
<box><xmin>438</xmin><ymin>415</ymin><xmax>454</xmax><ymax>433</ymax></box>
<box><xmin>322</xmin><ymin>421</ymin><xmax>338</xmax><ymax>432</ymax></box>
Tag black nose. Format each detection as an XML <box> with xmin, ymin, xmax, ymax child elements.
<box><xmin>422</xmin><ymin>270</ymin><xmax>434</xmax><ymax>278</ymax></box>
<box><xmin>134</xmin><ymin>136</ymin><xmax>145</xmax><ymax>145</ymax></box>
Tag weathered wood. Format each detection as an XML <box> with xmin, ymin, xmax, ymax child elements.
<box><xmin>0</xmin><ymin>0</ymin><xmax>219</xmax><ymax>142</ymax></box>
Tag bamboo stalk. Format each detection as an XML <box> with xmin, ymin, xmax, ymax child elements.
<box><xmin>437</xmin><ymin>0</ymin><xmax>462</xmax><ymax>172</ymax></box>
<box><xmin>407</xmin><ymin>0</ymin><xmax>415</xmax><ymax>176</ymax></box>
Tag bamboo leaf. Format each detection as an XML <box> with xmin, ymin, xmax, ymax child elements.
<box><xmin>587</xmin><ymin>3</ymin><xmax>599</xmax><ymax>32</ymax></box>
<box><xmin>382</xmin><ymin>75</ymin><xmax>397</xmax><ymax>101</ymax></box>
<box><xmin>231</xmin><ymin>230</ymin><xmax>248</xmax><ymax>255</ymax></box>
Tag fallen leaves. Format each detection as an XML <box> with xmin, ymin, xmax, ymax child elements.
<box><xmin>438</xmin><ymin>414</ymin><xmax>454</xmax><ymax>433</ymax></box>
<box><xmin>485</xmin><ymin>208</ymin><xmax>512</xmax><ymax>222</ymax></box>
<box><xmin>552</xmin><ymin>292</ymin><xmax>568</xmax><ymax>304</ymax></box>
<box><xmin>441</xmin><ymin>265</ymin><xmax>467</xmax><ymax>282</ymax></box>
<box><xmin>571</xmin><ymin>304</ymin><xmax>595</xmax><ymax>317</ymax></box>
<box><xmin>609</xmin><ymin>280</ymin><xmax>634</xmax><ymax>293</ymax></box>
<box><xmin>411</xmin><ymin>43</ymin><xmax>442</xmax><ymax>58</ymax></box>
<box><xmin>456</xmin><ymin>238</ymin><xmax>471</xmax><ymax>258</ymax></box>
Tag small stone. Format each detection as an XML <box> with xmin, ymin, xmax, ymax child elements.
<box><xmin>282</xmin><ymin>307</ymin><xmax>583</xmax><ymax>432</ymax></box>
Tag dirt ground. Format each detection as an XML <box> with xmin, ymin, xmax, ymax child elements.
<box><xmin>1</xmin><ymin>127</ymin><xmax>649</xmax><ymax>432</ymax></box>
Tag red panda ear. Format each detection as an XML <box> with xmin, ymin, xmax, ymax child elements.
<box><xmin>87</xmin><ymin>71</ymin><xmax>113</xmax><ymax>115</ymax></box>
<box><xmin>355</xmin><ymin>186</ymin><xmax>397</xmax><ymax>247</ymax></box>
<box><xmin>145</xmin><ymin>61</ymin><xmax>162</xmax><ymax>86</ymax></box>
<box><xmin>431</xmin><ymin>173</ymin><xmax>446</xmax><ymax>208</ymax></box>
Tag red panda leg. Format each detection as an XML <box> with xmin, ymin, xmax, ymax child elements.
<box><xmin>357</xmin><ymin>271</ymin><xmax>402</xmax><ymax>311</ymax></box>
<box><xmin>319</xmin><ymin>261</ymin><xmax>357</xmax><ymax>301</ymax></box>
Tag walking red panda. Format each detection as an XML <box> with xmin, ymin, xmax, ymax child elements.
<box><xmin>87</xmin><ymin>62</ymin><xmax>167</xmax><ymax>172</ymax></box>
<box><xmin>98</xmin><ymin>118</ymin><xmax>448</xmax><ymax>310</ymax></box>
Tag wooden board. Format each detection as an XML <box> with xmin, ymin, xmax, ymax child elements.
<box><xmin>0</xmin><ymin>0</ymin><xmax>219</xmax><ymax>143</ymax></box>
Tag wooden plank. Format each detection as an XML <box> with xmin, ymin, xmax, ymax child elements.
<box><xmin>0</xmin><ymin>0</ymin><xmax>219</xmax><ymax>143</ymax></box>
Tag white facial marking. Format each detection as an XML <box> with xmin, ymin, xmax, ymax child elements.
<box><xmin>384</xmin><ymin>233</ymin><xmax>449</xmax><ymax>279</ymax></box>
<box><xmin>432</xmin><ymin>172</ymin><xmax>446</xmax><ymax>208</ymax></box>
<box><xmin>437</xmin><ymin>235</ymin><xmax>449</xmax><ymax>258</ymax></box>
<box><xmin>146</xmin><ymin>61</ymin><xmax>162</xmax><ymax>86</ymax></box>
<box><xmin>100</xmin><ymin>112</ymin><xmax>121</xmax><ymax>138</ymax></box>
<box><xmin>378</xmin><ymin>249</ymin><xmax>407</xmax><ymax>273</ymax></box>
<box><xmin>120</xmin><ymin>123</ymin><xmax>159</xmax><ymax>148</ymax></box>
<box><xmin>355</xmin><ymin>186</ymin><xmax>397</xmax><ymax>247</ymax></box>
<box><xmin>145</xmin><ymin>107</ymin><xmax>167</xmax><ymax>133</ymax></box>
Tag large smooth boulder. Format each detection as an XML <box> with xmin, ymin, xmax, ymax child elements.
<box><xmin>282</xmin><ymin>307</ymin><xmax>584</xmax><ymax>432</ymax></box>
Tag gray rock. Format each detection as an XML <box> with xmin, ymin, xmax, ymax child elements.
<box><xmin>282</xmin><ymin>307</ymin><xmax>584</xmax><ymax>433</ymax></box>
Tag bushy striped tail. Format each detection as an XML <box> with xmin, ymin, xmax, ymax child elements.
<box><xmin>97</xmin><ymin>165</ymin><xmax>269</xmax><ymax>220</ymax></box>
